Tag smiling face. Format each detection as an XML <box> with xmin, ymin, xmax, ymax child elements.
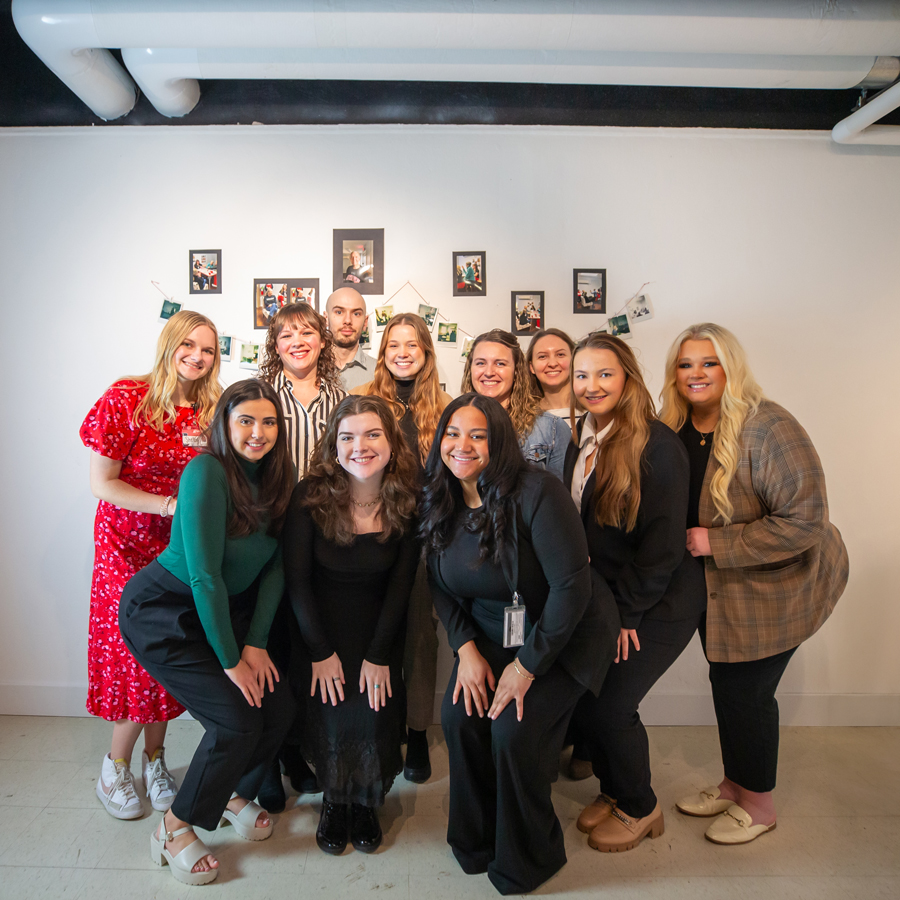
<box><xmin>276</xmin><ymin>316</ymin><xmax>322</xmax><ymax>380</ymax></box>
<box><xmin>675</xmin><ymin>339</ymin><xmax>727</xmax><ymax>414</ymax></box>
<box><xmin>350</xmin><ymin>250</ymin><xmax>361</xmax><ymax>268</ymax></box>
<box><xmin>172</xmin><ymin>325</ymin><xmax>217</xmax><ymax>387</ymax></box>
<box><xmin>326</xmin><ymin>288</ymin><xmax>367</xmax><ymax>350</ymax></box>
<box><xmin>440</xmin><ymin>405</ymin><xmax>490</xmax><ymax>491</ymax></box>
<box><xmin>336</xmin><ymin>411</ymin><xmax>392</xmax><ymax>485</ymax></box>
<box><xmin>383</xmin><ymin>323</ymin><xmax>425</xmax><ymax>381</ymax></box>
<box><xmin>228</xmin><ymin>399</ymin><xmax>279</xmax><ymax>462</ymax></box>
<box><xmin>572</xmin><ymin>347</ymin><xmax>627</xmax><ymax>431</ymax></box>
<box><xmin>470</xmin><ymin>341</ymin><xmax>515</xmax><ymax>407</ymax></box>
<box><xmin>529</xmin><ymin>334</ymin><xmax>572</xmax><ymax>391</ymax></box>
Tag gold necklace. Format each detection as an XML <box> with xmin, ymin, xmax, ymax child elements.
<box><xmin>351</xmin><ymin>495</ymin><xmax>381</xmax><ymax>508</ymax></box>
<box><xmin>698</xmin><ymin>428</ymin><xmax>714</xmax><ymax>447</ymax></box>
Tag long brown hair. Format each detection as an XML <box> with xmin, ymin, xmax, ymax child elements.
<box><xmin>460</xmin><ymin>329</ymin><xmax>540</xmax><ymax>437</ymax></box>
<box><xmin>205</xmin><ymin>379</ymin><xmax>294</xmax><ymax>537</ymax></box>
<box><xmin>524</xmin><ymin>327</ymin><xmax>575</xmax><ymax>398</ymax></box>
<box><xmin>573</xmin><ymin>333</ymin><xmax>655</xmax><ymax>531</ymax></box>
<box><xmin>363</xmin><ymin>313</ymin><xmax>446</xmax><ymax>464</ymax></box>
<box><xmin>303</xmin><ymin>395</ymin><xmax>418</xmax><ymax>546</ymax></box>
<box><xmin>258</xmin><ymin>303</ymin><xmax>341</xmax><ymax>388</ymax></box>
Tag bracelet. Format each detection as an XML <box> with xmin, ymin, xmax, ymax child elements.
<box><xmin>160</xmin><ymin>495</ymin><xmax>173</xmax><ymax>517</ymax></box>
<box><xmin>513</xmin><ymin>658</ymin><xmax>535</xmax><ymax>681</ymax></box>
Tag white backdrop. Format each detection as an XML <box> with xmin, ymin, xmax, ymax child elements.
<box><xmin>0</xmin><ymin>123</ymin><xmax>897</xmax><ymax>724</ymax></box>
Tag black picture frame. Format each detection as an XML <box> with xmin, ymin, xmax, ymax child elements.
<box><xmin>452</xmin><ymin>250</ymin><xmax>487</xmax><ymax>297</ymax></box>
<box><xmin>252</xmin><ymin>278</ymin><xmax>321</xmax><ymax>330</ymax></box>
<box><xmin>573</xmin><ymin>268</ymin><xmax>606</xmax><ymax>314</ymax></box>
<box><xmin>333</xmin><ymin>228</ymin><xmax>384</xmax><ymax>295</ymax></box>
<box><xmin>189</xmin><ymin>249</ymin><xmax>221</xmax><ymax>294</ymax></box>
<box><xmin>511</xmin><ymin>291</ymin><xmax>544</xmax><ymax>336</ymax></box>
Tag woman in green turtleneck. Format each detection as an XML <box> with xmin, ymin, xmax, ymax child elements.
<box><xmin>119</xmin><ymin>379</ymin><xmax>296</xmax><ymax>887</ymax></box>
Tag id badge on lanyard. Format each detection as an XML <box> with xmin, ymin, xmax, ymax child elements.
<box><xmin>503</xmin><ymin>591</ymin><xmax>526</xmax><ymax>648</ymax></box>
<box><xmin>182</xmin><ymin>422</ymin><xmax>207</xmax><ymax>448</ymax></box>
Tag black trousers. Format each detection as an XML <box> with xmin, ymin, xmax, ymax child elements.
<box><xmin>572</xmin><ymin>612</ymin><xmax>702</xmax><ymax>818</ymax></box>
<box><xmin>120</xmin><ymin>561</ymin><xmax>296</xmax><ymax>831</ymax></box>
<box><xmin>441</xmin><ymin>635</ymin><xmax>585</xmax><ymax>896</ymax></box>
<box><xmin>705</xmin><ymin>640</ymin><xmax>798</xmax><ymax>794</ymax></box>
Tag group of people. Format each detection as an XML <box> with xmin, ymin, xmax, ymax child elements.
<box><xmin>80</xmin><ymin>289</ymin><xmax>848</xmax><ymax>894</ymax></box>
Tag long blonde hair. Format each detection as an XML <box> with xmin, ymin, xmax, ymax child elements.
<box><xmin>363</xmin><ymin>314</ymin><xmax>446</xmax><ymax>464</ymax></box>
<box><xmin>129</xmin><ymin>310</ymin><xmax>222</xmax><ymax>430</ymax></box>
<box><xmin>461</xmin><ymin>329</ymin><xmax>540</xmax><ymax>437</ymax></box>
<box><xmin>659</xmin><ymin>323</ymin><xmax>764</xmax><ymax>524</ymax></box>
<box><xmin>573</xmin><ymin>334</ymin><xmax>655</xmax><ymax>531</ymax></box>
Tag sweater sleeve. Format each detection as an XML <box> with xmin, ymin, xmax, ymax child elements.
<box><xmin>427</xmin><ymin>557</ymin><xmax>479</xmax><ymax>653</ymax></box>
<box><xmin>366</xmin><ymin>530</ymin><xmax>420</xmax><ymax>665</ymax></box>
<box><xmin>708</xmin><ymin>416</ymin><xmax>831</xmax><ymax>568</ymax></box>
<box><xmin>515</xmin><ymin>475</ymin><xmax>593</xmax><ymax>677</ymax></box>
<box><xmin>176</xmin><ymin>457</ymin><xmax>241</xmax><ymax>668</ymax></box>
<box><xmin>244</xmin><ymin>542</ymin><xmax>284</xmax><ymax>650</ymax></box>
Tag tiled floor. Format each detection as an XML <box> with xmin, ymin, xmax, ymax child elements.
<box><xmin>1</xmin><ymin>716</ymin><xmax>897</xmax><ymax>899</ymax></box>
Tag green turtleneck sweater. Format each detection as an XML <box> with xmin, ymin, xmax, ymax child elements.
<box><xmin>156</xmin><ymin>454</ymin><xmax>283</xmax><ymax>669</ymax></box>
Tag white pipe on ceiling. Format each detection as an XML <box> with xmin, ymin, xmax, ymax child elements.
<box><xmin>832</xmin><ymin>79</ymin><xmax>900</xmax><ymax>144</ymax></box>
<box><xmin>12</xmin><ymin>0</ymin><xmax>900</xmax><ymax>131</ymax></box>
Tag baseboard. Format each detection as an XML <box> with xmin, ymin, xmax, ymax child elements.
<box><xmin>2</xmin><ymin>685</ymin><xmax>897</xmax><ymax>726</ymax></box>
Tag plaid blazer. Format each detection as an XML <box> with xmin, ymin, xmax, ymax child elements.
<box><xmin>701</xmin><ymin>401</ymin><xmax>849</xmax><ymax>663</ymax></box>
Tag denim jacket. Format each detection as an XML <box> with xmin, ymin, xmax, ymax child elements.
<box><xmin>519</xmin><ymin>411</ymin><xmax>571</xmax><ymax>480</ymax></box>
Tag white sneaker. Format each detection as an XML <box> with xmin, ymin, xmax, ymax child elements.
<box><xmin>96</xmin><ymin>754</ymin><xmax>144</xmax><ymax>820</ymax></box>
<box><xmin>142</xmin><ymin>748</ymin><xmax>178</xmax><ymax>812</ymax></box>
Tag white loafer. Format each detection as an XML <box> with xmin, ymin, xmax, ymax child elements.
<box><xmin>676</xmin><ymin>785</ymin><xmax>733</xmax><ymax>817</ymax></box>
<box><xmin>149</xmin><ymin>815</ymin><xmax>218</xmax><ymax>885</ymax></box>
<box><xmin>220</xmin><ymin>794</ymin><xmax>273</xmax><ymax>841</ymax></box>
<box><xmin>705</xmin><ymin>804</ymin><xmax>777</xmax><ymax>845</ymax></box>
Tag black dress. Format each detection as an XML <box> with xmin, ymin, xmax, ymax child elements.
<box><xmin>283</xmin><ymin>483</ymin><xmax>419</xmax><ymax>807</ymax></box>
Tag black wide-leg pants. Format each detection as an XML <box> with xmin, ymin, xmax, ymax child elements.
<box><xmin>441</xmin><ymin>635</ymin><xmax>585</xmax><ymax>896</ymax></box>
<box><xmin>120</xmin><ymin>560</ymin><xmax>296</xmax><ymax>831</ymax></box>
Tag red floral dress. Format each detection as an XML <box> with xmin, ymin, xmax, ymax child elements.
<box><xmin>80</xmin><ymin>380</ymin><xmax>202</xmax><ymax>723</ymax></box>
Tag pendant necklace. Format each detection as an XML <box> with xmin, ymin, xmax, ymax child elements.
<box><xmin>698</xmin><ymin>429</ymin><xmax>714</xmax><ymax>447</ymax></box>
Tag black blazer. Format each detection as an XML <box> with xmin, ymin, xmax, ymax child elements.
<box><xmin>427</xmin><ymin>469</ymin><xmax>618</xmax><ymax>696</ymax></box>
<box><xmin>564</xmin><ymin>418</ymin><xmax>706</xmax><ymax>629</ymax></box>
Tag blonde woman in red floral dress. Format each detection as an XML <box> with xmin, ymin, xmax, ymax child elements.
<box><xmin>80</xmin><ymin>311</ymin><xmax>222</xmax><ymax>820</ymax></box>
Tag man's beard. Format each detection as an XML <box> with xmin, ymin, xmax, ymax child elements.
<box><xmin>332</xmin><ymin>334</ymin><xmax>359</xmax><ymax>350</ymax></box>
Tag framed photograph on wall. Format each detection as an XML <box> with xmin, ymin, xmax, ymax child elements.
<box><xmin>453</xmin><ymin>251</ymin><xmax>486</xmax><ymax>296</ymax></box>
<box><xmin>333</xmin><ymin>228</ymin><xmax>384</xmax><ymax>295</ymax></box>
<box><xmin>511</xmin><ymin>291</ymin><xmax>544</xmax><ymax>336</ymax></box>
<box><xmin>253</xmin><ymin>278</ymin><xmax>321</xmax><ymax>329</ymax></box>
<box><xmin>189</xmin><ymin>250</ymin><xmax>221</xmax><ymax>294</ymax></box>
<box><xmin>573</xmin><ymin>268</ymin><xmax>606</xmax><ymax>314</ymax></box>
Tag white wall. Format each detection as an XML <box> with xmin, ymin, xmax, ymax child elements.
<box><xmin>0</xmin><ymin>124</ymin><xmax>897</xmax><ymax>724</ymax></box>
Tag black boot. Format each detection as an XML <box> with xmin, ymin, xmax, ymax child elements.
<box><xmin>281</xmin><ymin>744</ymin><xmax>320</xmax><ymax>794</ymax></box>
<box><xmin>350</xmin><ymin>803</ymin><xmax>383</xmax><ymax>853</ymax></box>
<box><xmin>403</xmin><ymin>728</ymin><xmax>431</xmax><ymax>783</ymax></box>
<box><xmin>257</xmin><ymin>756</ymin><xmax>286</xmax><ymax>814</ymax></box>
<box><xmin>316</xmin><ymin>800</ymin><xmax>349</xmax><ymax>855</ymax></box>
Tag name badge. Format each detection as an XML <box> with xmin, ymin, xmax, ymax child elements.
<box><xmin>503</xmin><ymin>591</ymin><xmax>526</xmax><ymax>648</ymax></box>
<box><xmin>182</xmin><ymin>423</ymin><xmax>207</xmax><ymax>448</ymax></box>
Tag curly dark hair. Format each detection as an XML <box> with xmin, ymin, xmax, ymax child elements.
<box><xmin>257</xmin><ymin>303</ymin><xmax>341</xmax><ymax>388</ymax></box>
<box><xmin>205</xmin><ymin>379</ymin><xmax>294</xmax><ymax>538</ymax></box>
<box><xmin>419</xmin><ymin>392</ymin><xmax>527</xmax><ymax>564</ymax></box>
<box><xmin>302</xmin><ymin>395</ymin><xmax>419</xmax><ymax>546</ymax></box>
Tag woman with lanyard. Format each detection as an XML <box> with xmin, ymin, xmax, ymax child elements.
<box><xmin>421</xmin><ymin>393</ymin><xmax>617</xmax><ymax>894</ymax></box>
<box><xmin>284</xmin><ymin>395</ymin><xmax>420</xmax><ymax>854</ymax></box>
<box><xmin>660</xmin><ymin>323</ymin><xmax>848</xmax><ymax>844</ymax></box>
<box><xmin>119</xmin><ymin>379</ymin><xmax>296</xmax><ymax>885</ymax></box>
<box><xmin>352</xmin><ymin>313</ymin><xmax>452</xmax><ymax>783</ymax></box>
<box><xmin>80</xmin><ymin>311</ymin><xmax>221</xmax><ymax>821</ymax></box>
<box><xmin>461</xmin><ymin>329</ymin><xmax>570</xmax><ymax>479</ymax></box>
<box><xmin>563</xmin><ymin>333</ymin><xmax>706</xmax><ymax>852</ymax></box>
<box><xmin>257</xmin><ymin>301</ymin><xmax>346</xmax><ymax>809</ymax></box>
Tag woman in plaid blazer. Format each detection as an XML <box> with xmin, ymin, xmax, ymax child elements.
<box><xmin>659</xmin><ymin>323</ymin><xmax>848</xmax><ymax>846</ymax></box>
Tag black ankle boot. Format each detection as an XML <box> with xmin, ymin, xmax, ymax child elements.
<box><xmin>403</xmin><ymin>728</ymin><xmax>432</xmax><ymax>783</ymax></box>
<box><xmin>316</xmin><ymin>800</ymin><xmax>349</xmax><ymax>854</ymax></box>
<box><xmin>281</xmin><ymin>745</ymin><xmax>320</xmax><ymax>795</ymax></box>
<box><xmin>350</xmin><ymin>803</ymin><xmax>383</xmax><ymax>853</ymax></box>
<box><xmin>257</xmin><ymin>756</ymin><xmax>286</xmax><ymax>814</ymax></box>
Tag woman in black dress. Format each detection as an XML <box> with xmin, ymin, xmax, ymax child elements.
<box><xmin>420</xmin><ymin>393</ymin><xmax>617</xmax><ymax>895</ymax></box>
<box><xmin>283</xmin><ymin>395</ymin><xmax>420</xmax><ymax>854</ymax></box>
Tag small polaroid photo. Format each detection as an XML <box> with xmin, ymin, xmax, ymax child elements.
<box><xmin>218</xmin><ymin>334</ymin><xmax>233</xmax><ymax>362</ymax></box>
<box><xmin>189</xmin><ymin>250</ymin><xmax>221</xmax><ymax>295</ymax></box>
<box><xmin>608</xmin><ymin>314</ymin><xmax>632</xmax><ymax>340</ymax></box>
<box><xmin>160</xmin><ymin>299</ymin><xmax>182</xmax><ymax>321</ymax></box>
<box><xmin>437</xmin><ymin>322</ymin><xmax>458</xmax><ymax>346</ymax></box>
<box><xmin>239</xmin><ymin>342</ymin><xmax>261</xmax><ymax>370</ymax></box>
<box><xmin>359</xmin><ymin>317</ymin><xmax>372</xmax><ymax>350</ymax></box>
<box><xmin>460</xmin><ymin>337</ymin><xmax>475</xmax><ymax>361</ymax></box>
<box><xmin>626</xmin><ymin>293</ymin><xmax>654</xmax><ymax>323</ymax></box>
<box><xmin>374</xmin><ymin>305</ymin><xmax>394</xmax><ymax>332</ymax></box>
<box><xmin>418</xmin><ymin>303</ymin><xmax>438</xmax><ymax>330</ymax></box>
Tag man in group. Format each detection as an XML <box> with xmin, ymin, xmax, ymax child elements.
<box><xmin>326</xmin><ymin>286</ymin><xmax>376</xmax><ymax>391</ymax></box>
